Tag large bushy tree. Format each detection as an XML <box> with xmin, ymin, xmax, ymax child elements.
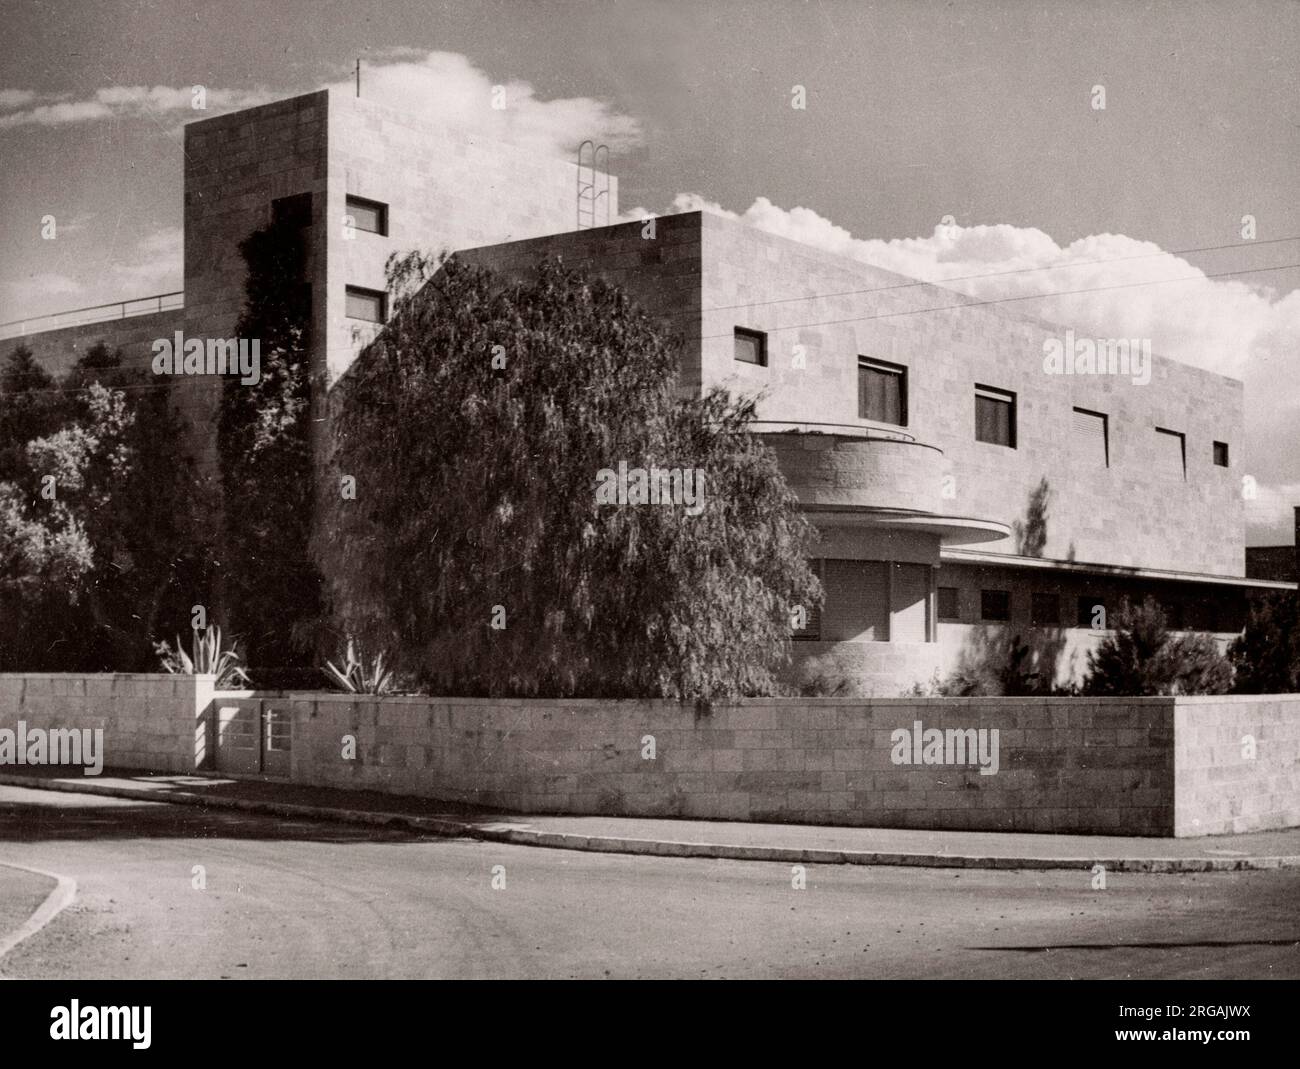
<box><xmin>316</xmin><ymin>253</ymin><xmax>820</xmax><ymax>701</ymax></box>
<box><xmin>0</xmin><ymin>343</ymin><xmax>205</xmax><ymax>669</ymax></box>
<box><xmin>217</xmin><ymin>214</ymin><xmax>322</xmax><ymax>671</ymax></box>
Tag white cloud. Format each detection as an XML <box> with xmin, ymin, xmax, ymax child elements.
<box><xmin>325</xmin><ymin>51</ymin><xmax>641</xmax><ymax>158</ymax></box>
<box><xmin>0</xmin><ymin>53</ymin><xmax>640</xmax><ymax>159</ymax></box>
<box><xmin>636</xmin><ymin>194</ymin><xmax>1300</xmax><ymax>543</ymax></box>
<box><xmin>0</xmin><ymin>85</ymin><xmax>279</xmax><ymax>130</ymax></box>
<box><xmin>0</xmin><ymin>88</ymin><xmax>40</xmax><ymax>110</ymax></box>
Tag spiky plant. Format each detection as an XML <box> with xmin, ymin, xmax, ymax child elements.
<box><xmin>154</xmin><ymin>624</ymin><xmax>251</xmax><ymax>688</ymax></box>
<box><xmin>324</xmin><ymin>636</ymin><xmax>395</xmax><ymax>694</ymax></box>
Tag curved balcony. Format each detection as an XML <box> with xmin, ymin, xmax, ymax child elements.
<box><xmin>753</xmin><ymin>423</ymin><xmax>1009</xmax><ymax>546</ymax></box>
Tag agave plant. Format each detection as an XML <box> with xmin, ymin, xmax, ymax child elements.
<box><xmin>324</xmin><ymin>637</ymin><xmax>395</xmax><ymax>694</ymax></box>
<box><xmin>154</xmin><ymin>625</ymin><xmax>251</xmax><ymax>688</ymax></box>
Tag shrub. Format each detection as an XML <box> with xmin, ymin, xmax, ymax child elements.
<box><xmin>1083</xmin><ymin>597</ymin><xmax>1233</xmax><ymax>695</ymax></box>
<box><xmin>1230</xmin><ymin>592</ymin><xmax>1300</xmax><ymax>693</ymax></box>
<box><xmin>154</xmin><ymin>625</ymin><xmax>250</xmax><ymax>689</ymax></box>
<box><xmin>324</xmin><ymin>637</ymin><xmax>398</xmax><ymax>695</ymax></box>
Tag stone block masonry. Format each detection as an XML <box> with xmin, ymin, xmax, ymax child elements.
<box><xmin>0</xmin><ymin>674</ymin><xmax>218</xmax><ymax>775</ymax></box>
<box><xmin>3</xmin><ymin>678</ymin><xmax>1295</xmax><ymax>837</ymax></box>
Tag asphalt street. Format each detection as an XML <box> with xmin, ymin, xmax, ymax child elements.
<box><xmin>1</xmin><ymin>784</ymin><xmax>1297</xmax><ymax>979</ymax></box>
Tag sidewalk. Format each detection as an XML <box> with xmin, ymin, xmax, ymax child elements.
<box><xmin>3</xmin><ymin>764</ymin><xmax>1299</xmax><ymax>872</ymax></box>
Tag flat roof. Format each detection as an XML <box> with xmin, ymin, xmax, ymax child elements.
<box><xmin>940</xmin><ymin>547</ymin><xmax>1297</xmax><ymax>591</ymax></box>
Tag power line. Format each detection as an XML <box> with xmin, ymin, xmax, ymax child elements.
<box><xmin>2</xmin><ymin>254</ymin><xmax>1297</xmax><ymax>398</ymax></box>
<box><xmin>699</xmin><ymin>261</ymin><xmax>1300</xmax><ymax>340</ymax></box>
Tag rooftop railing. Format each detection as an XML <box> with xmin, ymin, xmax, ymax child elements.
<box><xmin>0</xmin><ymin>291</ymin><xmax>184</xmax><ymax>341</ymax></box>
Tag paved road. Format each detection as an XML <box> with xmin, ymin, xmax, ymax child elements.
<box><xmin>1</xmin><ymin>784</ymin><xmax>1297</xmax><ymax>979</ymax></box>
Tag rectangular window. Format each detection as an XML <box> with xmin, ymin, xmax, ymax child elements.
<box><xmin>734</xmin><ymin>327</ymin><xmax>767</xmax><ymax>366</ymax></box>
<box><xmin>271</xmin><ymin>192</ymin><xmax>312</xmax><ymax>230</ymax></box>
<box><xmin>345</xmin><ymin>285</ymin><xmax>387</xmax><ymax>323</ymax></box>
<box><xmin>975</xmin><ymin>385</ymin><xmax>1016</xmax><ymax>447</ymax></box>
<box><xmin>1072</xmin><ymin>407</ymin><xmax>1109</xmax><ymax>467</ymax></box>
<box><xmin>1163</xmin><ymin>600</ymin><xmax>1185</xmax><ymax>630</ymax></box>
<box><xmin>980</xmin><ymin>589</ymin><xmax>1011</xmax><ymax>622</ymax></box>
<box><xmin>858</xmin><ymin>357</ymin><xmax>908</xmax><ymax>426</ymax></box>
<box><xmin>1031</xmin><ymin>592</ymin><xmax>1060</xmax><ymax>626</ymax></box>
<box><xmin>1154</xmin><ymin>427</ymin><xmax>1186</xmax><ymax>479</ymax></box>
<box><xmin>822</xmin><ymin>559</ymin><xmax>889</xmax><ymax>642</ymax></box>
<box><xmin>937</xmin><ymin>586</ymin><xmax>960</xmax><ymax>622</ymax></box>
<box><xmin>346</xmin><ymin>195</ymin><xmax>388</xmax><ymax>236</ymax></box>
<box><xmin>792</xmin><ymin>560</ymin><xmax>822</xmax><ymax>641</ymax></box>
<box><xmin>1077</xmin><ymin>596</ymin><xmax>1107</xmax><ymax>629</ymax></box>
<box><xmin>1213</xmin><ymin>441</ymin><xmax>1229</xmax><ymax>467</ymax></box>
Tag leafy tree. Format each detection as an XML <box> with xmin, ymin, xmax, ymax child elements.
<box><xmin>317</xmin><ymin>253</ymin><xmax>821</xmax><ymax>701</ymax></box>
<box><xmin>217</xmin><ymin>214</ymin><xmax>322</xmax><ymax>670</ymax></box>
<box><xmin>1230</xmin><ymin>592</ymin><xmax>1300</xmax><ymax>693</ymax></box>
<box><xmin>0</xmin><ymin>345</ymin><xmax>62</xmax><ymax>493</ymax></box>
<box><xmin>0</xmin><ymin>343</ymin><xmax>204</xmax><ymax>670</ymax></box>
<box><xmin>1083</xmin><ymin>596</ymin><xmax>1233</xmax><ymax>695</ymax></box>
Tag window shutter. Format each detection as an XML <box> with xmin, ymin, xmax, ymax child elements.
<box><xmin>891</xmin><ymin>563</ymin><xmax>929</xmax><ymax>642</ymax></box>
<box><xmin>823</xmin><ymin>560</ymin><xmax>889</xmax><ymax>642</ymax></box>
<box><xmin>1072</xmin><ymin>408</ymin><xmax>1108</xmax><ymax>466</ymax></box>
<box><xmin>1154</xmin><ymin>428</ymin><xmax>1185</xmax><ymax>478</ymax></box>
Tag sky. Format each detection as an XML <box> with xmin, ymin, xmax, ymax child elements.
<box><xmin>0</xmin><ymin>0</ymin><xmax>1297</xmax><ymax>543</ymax></box>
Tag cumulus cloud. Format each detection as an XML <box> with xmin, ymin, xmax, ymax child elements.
<box><xmin>633</xmin><ymin>194</ymin><xmax>1300</xmax><ymax>543</ymax></box>
<box><xmin>324</xmin><ymin>51</ymin><xmax>641</xmax><ymax>157</ymax></box>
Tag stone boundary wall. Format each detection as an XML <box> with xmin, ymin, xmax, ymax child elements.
<box><xmin>243</xmin><ymin>693</ymin><xmax>1182</xmax><ymax>835</ymax></box>
<box><xmin>0</xmin><ymin>674</ymin><xmax>213</xmax><ymax>775</ymax></box>
<box><xmin>3</xmin><ymin>677</ymin><xmax>1296</xmax><ymax>837</ymax></box>
<box><xmin>1173</xmin><ymin>695</ymin><xmax>1300</xmax><ymax>835</ymax></box>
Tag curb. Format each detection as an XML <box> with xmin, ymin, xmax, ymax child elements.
<box><xmin>0</xmin><ymin>861</ymin><xmax>77</xmax><ymax>967</ymax></box>
<box><xmin>3</xmin><ymin>772</ymin><xmax>1299</xmax><ymax>874</ymax></box>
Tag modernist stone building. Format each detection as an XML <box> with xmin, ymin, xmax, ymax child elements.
<box><xmin>2</xmin><ymin>87</ymin><xmax>1293</xmax><ymax>693</ymax></box>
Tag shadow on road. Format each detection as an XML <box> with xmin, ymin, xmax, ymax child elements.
<box><xmin>0</xmin><ymin>789</ymin><xmax>467</xmax><ymax>846</ymax></box>
<box><xmin>974</xmin><ymin>938</ymin><xmax>1300</xmax><ymax>952</ymax></box>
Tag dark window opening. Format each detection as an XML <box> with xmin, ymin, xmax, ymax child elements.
<box><xmin>981</xmin><ymin>589</ymin><xmax>1011</xmax><ymax>622</ymax></box>
<box><xmin>734</xmin><ymin>327</ymin><xmax>767</xmax><ymax>366</ymax></box>
<box><xmin>858</xmin><ymin>357</ymin><xmax>908</xmax><ymax>426</ymax></box>
<box><xmin>1031</xmin><ymin>592</ymin><xmax>1060</xmax><ymax>626</ymax></box>
<box><xmin>1213</xmin><ymin>441</ymin><xmax>1230</xmax><ymax>467</ymax></box>
<box><xmin>937</xmin><ymin>586</ymin><xmax>960</xmax><ymax>622</ymax></box>
<box><xmin>271</xmin><ymin>192</ymin><xmax>313</xmax><ymax>230</ymax></box>
<box><xmin>975</xmin><ymin>385</ymin><xmax>1016</xmax><ymax>447</ymax></box>
<box><xmin>1077</xmin><ymin>596</ymin><xmax>1107</xmax><ymax>629</ymax></box>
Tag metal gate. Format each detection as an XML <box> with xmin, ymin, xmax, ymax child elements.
<box><xmin>215</xmin><ymin>698</ymin><xmax>292</xmax><ymax>777</ymax></box>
